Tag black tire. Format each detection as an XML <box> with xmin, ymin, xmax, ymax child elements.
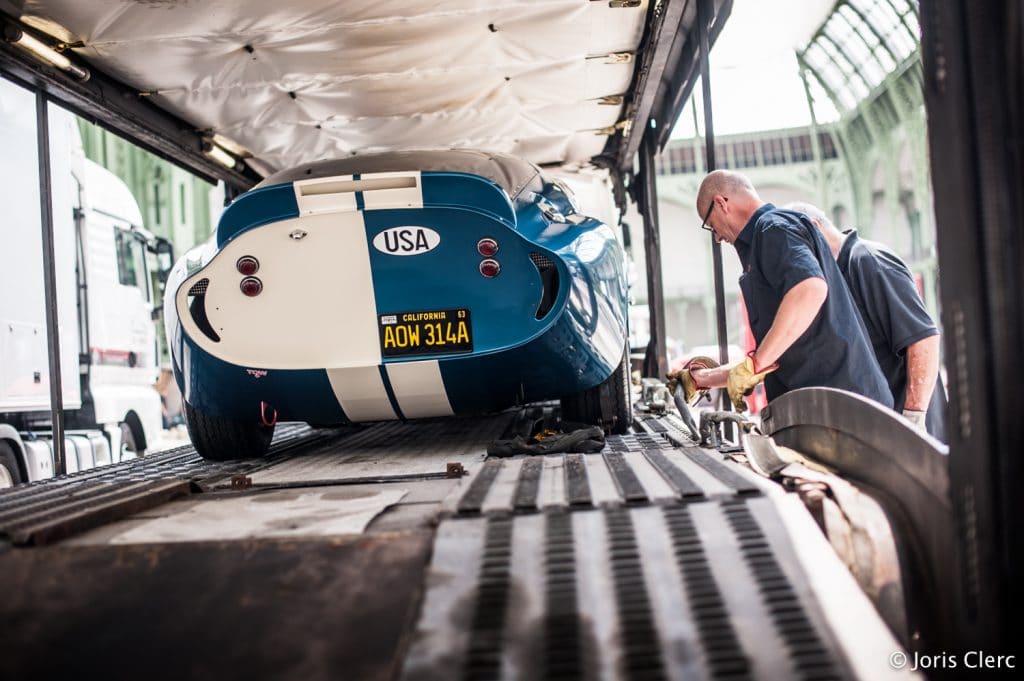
<box><xmin>118</xmin><ymin>422</ymin><xmax>137</xmax><ymax>461</ymax></box>
<box><xmin>560</xmin><ymin>346</ymin><xmax>633</xmax><ymax>435</ymax></box>
<box><xmin>184</xmin><ymin>401</ymin><xmax>274</xmax><ymax>461</ymax></box>
<box><xmin>0</xmin><ymin>440</ymin><xmax>24</xmax><ymax>488</ymax></box>
<box><xmin>121</xmin><ymin>411</ymin><xmax>148</xmax><ymax>455</ymax></box>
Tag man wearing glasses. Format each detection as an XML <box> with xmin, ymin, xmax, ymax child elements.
<box><xmin>669</xmin><ymin>170</ymin><xmax>892</xmax><ymax>413</ymax></box>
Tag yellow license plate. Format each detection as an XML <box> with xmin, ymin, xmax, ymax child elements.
<box><xmin>378</xmin><ymin>308</ymin><xmax>473</xmax><ymax>357</ymax></box>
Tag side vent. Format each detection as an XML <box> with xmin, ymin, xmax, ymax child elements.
<box><xmin>187</xmin><ymin>279</ymin><xmax>208</xmax><ymax>296</ymax></box>
<box><xmin>186</xmin><ymin>278</ymin><xmax>221</xmax><ymax>342</ymax></box>
<box><xmin>529</xmin><ymin>252</ymin><xmax>559</xmax><ymax>320</ymax></box>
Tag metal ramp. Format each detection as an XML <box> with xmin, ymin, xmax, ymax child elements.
<box><xmin>449</xmin><ymin>434</ymin><xmax>760</xmax><ymax>516</ymax></box>
<box><xmin>402</xmin><ymin>427</ymin><xmax>904</xmax><ymax>681</ymax></box>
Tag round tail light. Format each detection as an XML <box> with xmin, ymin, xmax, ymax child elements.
<box><xmin>479</xmin><ymin>259</ymin><xmax>501</xmax><ymax>278</ymax></box>
<box><xmin>236</xmin><ymin>256</ymin><xmax>260</xmax><ymax>275</ymax></box>
<box><xmin>477</xmin><ymin>238</ymin><xmax>499</xmax><ymax>257</ymax></box>
<box><xmin>240</xmin><ymin>277</ymin><xmax>263</xmax><ymax>296</ymax></box>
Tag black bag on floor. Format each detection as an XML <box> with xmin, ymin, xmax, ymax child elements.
<box><xmin>487</xmin><ymin>423</ymin><xmax>605</xmax><ymax>457</ymax></box>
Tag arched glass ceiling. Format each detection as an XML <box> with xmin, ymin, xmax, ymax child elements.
<box><xmin>798</xmin><ymin>0</ymin><xmax>919</xmax><ymax>116</ymax></box>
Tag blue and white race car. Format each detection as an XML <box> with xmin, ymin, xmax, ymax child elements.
<box><xmin>165</xmin><ymin>151</ymin><xmax>631</xmax><ymax>459</ymax></box>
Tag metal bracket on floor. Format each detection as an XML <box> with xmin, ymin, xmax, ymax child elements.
<box><xmin>699</xmin><ymin>410</ymin><xmax>755</xmax><ymax>452</ymax></box>
<box><xmin>211</xmin><ymin>465</ymin><xmax>470</xmax><ymax>493</ymax></box>
<box><xmin>230</xmin><ymin>475</ymin><xmax>253</xmax><ymax>490</ymax></box>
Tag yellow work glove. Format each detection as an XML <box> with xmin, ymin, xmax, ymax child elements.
<box><xmin>726</xmin><ymin>352</ymin><xmax>777</xmax><ymax>411</ymax></box>
<box><xmin>666</xmin><ymin>356</ymin><xmax>719</xmax><ymax>406</ymax></box>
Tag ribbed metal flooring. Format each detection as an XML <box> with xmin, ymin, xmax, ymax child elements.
<box><xmin>3</xmin><ymin>423</ymin><xmax>319</xmax><ymax>489</ymax></box>
<box><xmin>0</xmin><ymin>423</ymin><xmax>326</xmax><ymax>544</ymax></box>
<box><xmin>447</xmin><ymin>433</ymin><xmax>761</xmax><ymax>516</ymax></box>
<box><xmin>404</xmin><ymin>421</ymin><xmax>859</xmax><ymax>681</ymax></box>
<box><xmin>403</xmin><ymin>496</ymin><xmax>853</xmax><ymax>681</ymax></box>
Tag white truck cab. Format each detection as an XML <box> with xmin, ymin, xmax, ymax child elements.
<box><xmin>0</xmin><ymin>83</ymin><xmax>165</xmax><ymax>487</ymax></box>
<box><xmin>76</xmin><ymin>159</ymin><xmax>164</xmax><ymax>458</ymax></box>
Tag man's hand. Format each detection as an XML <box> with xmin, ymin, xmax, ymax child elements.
<box><xmin>666</xmin><ymin>356</ymin><xmax>719</xmax><ymax>405</ymax></box>
<box><xmin>727</xmin><ymin>352</ymin><xmax>777</xmax><ymax>411</ymax></box>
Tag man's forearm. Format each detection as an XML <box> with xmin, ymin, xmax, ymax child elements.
<box><xmin>690</xmin><ymin>277</ymin><xmax>828</xmax><ymax>388</ymax></box>
<box><xmin>753</xmin><ymin>277</ymin><xmax>828</xmax><ymax>368</ymax></box>
<box><xmin>690</xmin><ymin>364</ymin><xmax>731</xmax><ymax>389</ymax></box>
<box><xmin>904</xmin><ymin>334</ymin><xmax>940</xmax><ymax>411</ymax></box>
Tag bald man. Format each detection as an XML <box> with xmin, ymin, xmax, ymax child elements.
<box><xmin>672</xmin><ymin>170</ymin><xmax>892</xmax><ymax>411</ymax></box>
<box><xmin>785</xmin><ymin>201</ymin><xmax>946</xmax><ymax>440</ymax></box>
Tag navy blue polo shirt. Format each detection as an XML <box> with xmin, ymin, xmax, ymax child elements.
<box><xmin>838</xmin><ymin>230</ymin><xmax>947</xmax><ymax>440</ymax></box>
<box><xmin>733</xmin><ymin>204</ymin><xmax>892</xmax><ymax>407</ymax></box>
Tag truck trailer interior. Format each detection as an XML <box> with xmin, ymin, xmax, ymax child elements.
<box><xmin>0</xmin><ymin>1</ymin><xmax>1020</xmax><ymax>679</ymax></box>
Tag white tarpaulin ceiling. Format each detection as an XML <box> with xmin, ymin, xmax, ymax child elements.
<box><xmin>19</xmin><ymin>0</ymin><xmax>651</xmax><ymax>176</ymax></box>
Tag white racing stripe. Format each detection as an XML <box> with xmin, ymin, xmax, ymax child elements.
<box><xmin>386</xmin><ymin>360</ymin><xmax>454</xmax><ymax>418</ymax></box>
<box><xmin>326</xmin><ymin>366</ymin><xmax>397</xmax><ymax>421</ymax></box>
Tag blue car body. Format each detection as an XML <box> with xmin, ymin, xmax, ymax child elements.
<box><xmin>165</xmin><ymin>151</ymin><xmax>628</xmax><ymax>445</ymax></box>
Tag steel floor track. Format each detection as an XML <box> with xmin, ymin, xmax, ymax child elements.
<box><xmin>405</xmin><ymin>423</ymin><xmax>865</xmax><ymax>681</ymax></box>
<box><xmin>448</xmin><ymin>432</ymin><xmax>761</xmax><ymax>516</ymax></box>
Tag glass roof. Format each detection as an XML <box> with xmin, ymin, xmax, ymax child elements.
<box><xmin>798</xmin><ymin>0</ymin><xmax>919</xmax><ymax>114</ymax></box>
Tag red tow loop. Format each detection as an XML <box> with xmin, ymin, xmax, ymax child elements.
<box><xmin>260</xmin><ymin>401</ymin><xmax>278</xmax><ymax>427</ymax></box>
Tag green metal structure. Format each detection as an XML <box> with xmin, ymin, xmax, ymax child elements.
<box><xmin>76</xmin><ymin>118</ymin><xmax>216</xmax><ymax>255</ymax></box>
<box><xmin>650</xmin><ymin>0</ymin><xmax>937</xmax><ymax>353</ymax></box>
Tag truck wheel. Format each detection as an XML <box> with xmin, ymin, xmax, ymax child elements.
<box><xmin>184</xmin><ymin>402</ymin><xmax>274</xmax><ymax>461</ymax></box>
<box><xmin>119</xmin><ymin>422</ymin><xmax>140</xmax><ymax>461</ymax></box>
<box><xmin>120</xmin><ymin>411</ymin><xmax>148</xmax><ymax>457</ymax></box>
<box><xmin>560</xmin><ymin>346</ymin><xmax>633</xmax><ymax>435</ymax></box>
<box><xmin>0</xmin><ymin>441</ymin><xmax>24</xmax><ymax>488</ymax></box>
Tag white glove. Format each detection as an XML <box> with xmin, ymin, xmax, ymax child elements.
<box><xmin>902</xmin><ymin>409</ymin><xmax>926</xmax><ymax>427</ymax></box>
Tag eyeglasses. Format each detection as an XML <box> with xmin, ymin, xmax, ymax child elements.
<box><xmin>699</xmin><ymin>199</ymin><xmax>715</xmax><ymax>232</ymax></box>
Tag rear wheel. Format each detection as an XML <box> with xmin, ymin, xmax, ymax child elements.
<box><xmin>184</xmin><ymin>402</ymin><xmax>274</xmax><ymax>461</ymax></box>
<box><xmin>560</xmin><ymin>346</ymin><xmax>633</xmax><ymax>434</ymax></box>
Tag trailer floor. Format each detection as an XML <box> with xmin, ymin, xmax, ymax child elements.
<box><xmin>0</xmin><ymin>414</ymin><xmax>909</xmax><ymax>681</ymax></box>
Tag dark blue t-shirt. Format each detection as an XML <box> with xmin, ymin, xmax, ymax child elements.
<box><xmin>734</xmin><ymin>205</ymin><xmax>892</xmax><ymax>407</ymax></box>
<box><xmin>837</xmin><ymin>230</ymin><xmax>947</xmax><ymax>441</ymax></box>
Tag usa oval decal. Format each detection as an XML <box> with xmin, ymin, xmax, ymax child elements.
<box><xmin>372</xmin><ymin>227</ymin><xmax>441</xmax><ymax>256</ymax></box>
